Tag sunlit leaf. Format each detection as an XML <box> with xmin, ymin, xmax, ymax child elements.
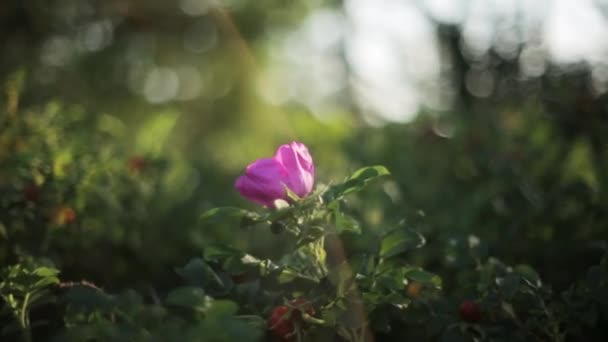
<box><xmin>33</xmin><ymin>276</ymin><xmax>59</xmax><ymax>289</ymax></box>
<box><xmin>33</xmin><ymin>267</ymin><xmax>60</xmax><ymax>277</ymax></box>
<box><xmin>405</xmin><ymin>269</ymin><xmax>441</xmax><ymax>288</ymax></box>
<box><xmin>380</xmin><ymin>229</ymin><xmax>425</xmax><ymax>258</ymax></box>
<box><xmin>135</xmin><ymin>111</ymin><xmax>179</xmax><ymax>156</ymax></box>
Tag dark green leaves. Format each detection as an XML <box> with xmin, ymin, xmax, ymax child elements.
<box><xmin>335</xmin><ymin>212</ymin><xmax>361</xmax><ymax>234</ymax></box>
<box><xmin>514</xmin><ymin>264</ymin><xmax>541</xmax><ymax>287</ymax></box>
<box><xmin>63</xmin><ymin>286</ymin><xmax>113</xmax><ymax>312</ymax></box>
<box><xmin>404</xmin><ymin>269</ymin><xmax>442</xmax><ymax>288</ymax></box>
<box><xmin>380</xmin><ymin>229</ymin><xmax>425</xmax><ymax>258</ymax></box>
<box><xmin>0</xmin><ymin>264</ymin><xmax>61</xmax><ymax>340</ymax></box>
<box><xmin>175</xmin><ymin>258</ymin><xmax>225</xmax><ymax>290</ymax></box>
<box><xmin>333</xmin><ymin>202</ymin><xmax>361</xmax><ymax>234</ymax></box>
<box><xmin>166</xmin><ymin>286</ymin><xmax>210</xmax><ymax>313</ymax></box>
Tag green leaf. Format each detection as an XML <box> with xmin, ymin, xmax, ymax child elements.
<box><xmin>175</xmin><ymin>258</ymin><xmax>224</xmax><ymax>289</ymax></box>
<box><xmin>203</xmin><ymin>244</ymin><xmax>242</xmax><ymax>261</ymax></box>
<box><xmin>238</xmin><ymin>315</ymin><xmax>267</xmax><ymax>330</ymax></box>
<box><xmin>333</xmin><ymin>203</ymin><xmax>361</xmax><ymax>234</ymax></box>
<box><xmin>276</xmin><ymin>267</ymin><xmax>319</xmax><ymax>284</ymax></box>
<box><xmin>375</xmin><ymin>266</ymin><xmax>406</xmax><ymax>291</ymax></box>
<box><xmin>63</xmin><ymin>287</ymin><xmax>114</xmax><ymax>313</ymax></box>
<box><xmin>325</xmin><ymin>165</ymin><xmax>390</xmax><ymax>201</ymax></box>
<box><xmin>135</xmin><ymin>110</ymin><xmax>178</xmax><ymax>156</ymax></box>
<box><xmin>405</xmin><ymin>269</ymin><xmax>442</xmax><ymax>288</ymax></box>
<box><xmin>277</xmin><ymin>267</ymin><xmax>305</xmax><ymax>284</ymax></box>
<box><xmin>33</xmin><ymin>267</ymin><xmax>60</xmax><ymax>278</ymax></box>
<box><xmin>514</xmin><ymin>264</ymin><xmax>541</xmax><ymax>287</ymax></box>
<box><xmin>205</xmin><ymin>300</ymin><xmax>238</xmax><ymax>317</ymax></box>
<box><xmin>33</xmin><ymin>276</ymin><xmax>59</xmax><ymax>289</ymax></box>
<box><xmin>380</xmin><ymin>229</ymin><xmax>425</xmax><ymax>258</ymax></box>
<box><xmin>165</xmin><ymin>286</ymin><xmax>210</xmax><ymax>313</ymax></box>
<box><xmin>497</xmin><ymin>274</ymin><xmax>521</xmax><ymax>298</ymax></box>
<box><xmin>350</xmin><ymin>165</ymin><xmax>390</xmax><ymax>181</ymax></box>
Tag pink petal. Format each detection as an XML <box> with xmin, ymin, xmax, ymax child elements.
<box><xmin>274</xmin><ymin>142</ymin><xmax>315</xmax><ymax>197</ymax></box>
<box><xmin>235</xmin><ymin>158</ymin><xmax>289</xmax><ymax>207</ymax></box>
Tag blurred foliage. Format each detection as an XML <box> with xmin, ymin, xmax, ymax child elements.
<box><xmin>1</xmin><ymin>0</ymin><xmax>608</xmax><ymax>340</ymax></box>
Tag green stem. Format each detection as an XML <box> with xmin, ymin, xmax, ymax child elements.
<box><xmin>19</xmin><ymin>292</ymin><xmax>32</xmax><ymax>342</ymax></box>
<box><xmin>302</xmin><ymin>313</ymin><xmax>326</xmax><ymax>326</ymax></box>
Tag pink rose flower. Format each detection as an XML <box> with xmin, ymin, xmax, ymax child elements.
<box><xmin>235</xmin><ymin>142</ymin><xmax>315</xmax><ymax>207</ymax></box>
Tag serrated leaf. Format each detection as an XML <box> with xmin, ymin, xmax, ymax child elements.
<box><xmin>380</xmin><ymin>229</ymin><xmax>425</xmax><ymax>258</ymax></box>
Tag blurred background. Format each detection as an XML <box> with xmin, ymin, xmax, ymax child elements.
<box><xmin>2</xmin><ymin>0</ymin><xmax>608</xmax><ymax>294</ymax></box>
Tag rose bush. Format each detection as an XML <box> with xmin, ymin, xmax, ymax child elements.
<box><xmin>2</xmin><ymin>106</ymin><xmax>608</xmax><ymax>342</ymax></box>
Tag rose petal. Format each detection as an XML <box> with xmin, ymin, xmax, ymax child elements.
<box><xmin>235</xmin><ymin>158</ymin><xmax>288</xmax><ymax>207</ymax></box>
<box><xmin>274</xmin><ymin>142</ymin><xmax>315</xmax><ymax>197</ymax></box>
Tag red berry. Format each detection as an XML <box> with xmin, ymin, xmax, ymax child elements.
<box><xmin>128</xmin><ymin>156</ymin><xmax>146</xmax><ymax>173</ymax></box>
<box><xmin>63</xmin><ymin>207</ymin><xmax>76</xmax><ymax>224</ymax></box>
<box><xmin>406</xmin><ymin>281</ymin><xmax>423</xmax><ymax>298</ymax></box>
<box><xmin>23</xmin><ymin>184</ymin><xmax>40</xmax><ymax>202</ymax></box>
<box><xmin>54</xmin><ymin>206</ymin><xmax>76</xmax><ymax>225</ymax></box>
<box><xmin>459</xmin><ymin>300</ymin><xmax>481</xmax><ymax>323</ymax></box>
<box><xmin>268</xmin><ymin>306</ymin><xmax>293</xmax><ymax>340</ymax></box>
<box><xmin>231</xmin><ymin>272</ymin><xmax>254</xmax><ymax>284</ymax></box>
<box><xmin>267</xmin><ymin>300</ymin><xmax>315</xmax><ymax>340</ymax></box>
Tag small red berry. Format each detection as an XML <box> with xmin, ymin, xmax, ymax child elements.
<box><xmin>459</xmin><ymin>300</ymin><xmax>481</xmax><ymax>323</ymax></box>
<box><xmin>406</xmin><ymin>281</ymin><xmax>423</xmax><ymax>298</ymax></box>
<box><xmin>54</xmin><ymin>206</ymin><xmax>76</xmax><ymax>225</ymax></box>
<box><xmin>268</xmin><ymin>306</ymin><xmax>293</xmax><ymax>340</ymax></box>
<box><xmin>267</xmin><ymin>300</ymin><xmax>315</xmax><ymax>340</ymax></box>
<box><xmin>23</xmin><ymin>184</ymin><xmax>40</xmax><ymax>202</ymax></box>
<box><xmin>231</xmin><ymin>272</ymin><xmax>255</xmax><ymax>284</ymax></box>
<box><xmin>128</xmin><ymin>156</ymin><xmax>146</xmax><ymax>173</ymax></box>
